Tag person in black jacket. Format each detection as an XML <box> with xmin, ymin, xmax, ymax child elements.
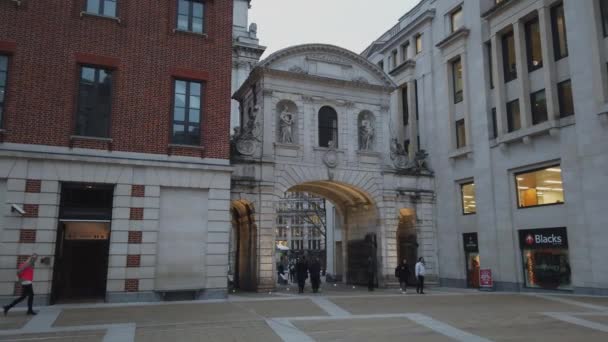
<box><xmin>395</xmin><ymin>259</ymin><xmax>411</xmax><ymax>293</ymax></box>
<box><xmin>296</xmin><ymin>256</ymin><xmax>308</xmax><ymax>293</ymax></box>
<box><xmin>309</xmin><ymin>257</ymin><xmax>322</xmax><ymax>293</ymax></box>
<box><xmin>367</xmin><ymin>256</ymin><xmax>376</xmax><ymax>291</ymax></box>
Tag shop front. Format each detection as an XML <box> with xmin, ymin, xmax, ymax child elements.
<box><xmin>463</xmin><ymin>233</ymin><xmax>480</xmax><ymax>288</ymax></box>
<box><xmin>519</xmin><ymin>227</ymin><xmax>571</xmax><ymax>290</ymax></box>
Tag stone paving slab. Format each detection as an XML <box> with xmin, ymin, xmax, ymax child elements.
<box><xmin>294</xmin><ymin>317</ymin><xmax>451</xmax><ymax>342</ymax></box>
<box><xmin>584</xmin><ymin>314</ymin><xmax>608</xmax><ymax>326</ymax></box>
<box><xmin>54</xmin><ymin>302</ymin><xmax>256</xmax><ymax>327</ymax></box>
<box><xmin>135</xmin><ymin>320</ymin><xmax>281</xmax><ymax>342</ymax></box>
<box><xmin>0</xmin><ymin>329</ymin><xmax>105</xmax><ymax>341</ymax></box>
<box><xmin>554</xmin><ymin>295</ymin><xmax>608</xmax><ymax>307</ymax></box>
<box><xmin>232</xmin><ymin>299</ymin><xmax>328</xmax><ymax>318</ymax></box>
<box><xmin>0</xmin><ymin>315</ymin><xmax>30</xmax><ymax>331</ymax></box>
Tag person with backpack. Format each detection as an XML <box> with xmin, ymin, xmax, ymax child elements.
<box><xmin>395</xmin><ymin>259</ymin><xmax>411</xmax><ymax>293</ymax></box>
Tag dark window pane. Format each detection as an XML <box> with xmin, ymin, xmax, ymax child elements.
<box><xmin>491</xmin><ymin>108</ymin><xmax>497</xmax><ymax>139</ymax></box>
<box><xmin>551</xmin><ymin>3</ymin><xmax>568</xmax><ymax>60</ymax></box>
<box><xmin>401</xmin><ymin>86</ymin><xmax>409</xmax><ymax>126</ymax></box>
<box><xmin>0</xmin><ymin>71</ymin><xmax>6</xmax><ymax>87</ymax></box>
<box><xmin>456</xmin><ymin>119</ymin><xmax>466</xmax><ymax>148</ymax></box>
<box><xmin>189</xmin><ymin>95</ymin><xmax>200</xmax><ymax>109</ymax></box>
<box><xmin>558</xmin><ymin>80</ymin><xmax>574</xmax><ymax>117</ymax></box>
<box><xmin>177</xmin><ymin>15</ymin><xmax>189</xmax><ymax>30</ymax></box>
<box><xmin>175</xmin><ymin>80</ymin><xmax>187</xmax><ymax>94</ymax></box>
<box><xmin>178</xmin><ymin>0</ymin><xmax>189</xmax><ymax>15</ymax></box>
<box><xmin>525</xmin><ymin>17</ymin><xmax>543</xmax><ymax>72</ymax></box>
<box><xmin>87</xmin><ymin>0</ymin><xmax>100</xmax><ymax>13</ymax></box>
<box><xmin>175</xmin><ymin>94</ymin><xmax>186</xmax><ymax>107</ymax></box>
<box><xmin>174</xmin><ymin>107</ymin><xmax>185</xmax><ymax>121</ymax></box>
<box><xmin>487</xmin><ymin>42</ymin><xmax>494</xmax><ymax>89</ymax></box>
<box><xmin>76</xmin><ymin>66</ymin><xmax>112</xmax><ymax>138</ymax></box>
<box><xmin>103</xmin><ymin>0</ymin><xmax>116</xmax><ymax>16</ymax></box>
<box><xmin>192</xmin><ymin>18</ymin><xmax>203</xmax><ymax>33</ymax></box>
<box><xmin>173</xmin><ymin>79</ymin><xmax>204</xmax><ymax>145</ymax></box>
<box><xmin>452</xmin><ymin>58</ymin><xmax>463</xmax><ymax>103</ymax></box>
<box><xmin>318</xmin><ymin>106</ymin><xmax>338</xmax><ymax>147</ymax></box>
<box><xmin>0</xmin><ymin>88</ymin><xmax>4</xmax><ymax>102</ymax></box>
<box><xmin>188</xmin><ymin>109</ymin><xmax>200</xmax><ymax>123</ymax></box>
<box><xmin>0</xmin><ymin>56</ymin><xmax>7</xmax><ymax>71</ymax></box>
<box><xmin>507</xmin><ymin>99</ymin><xmax>521</xmax><ymax>132</ymax></box>
<box><xmin>193</xmin><ymin>2</ymin><xmax>204</xmax><ymax>18</ymax></box>
<box><xmin>531</xmin><ymin>90</ymin><xmax>548</xmax><ymax>125</ymax></box>
<box><xmin>602</xmin><ymin>0</ymin><xmax>608</xmax><ymax>37</ymax></box>
<box><xmin>189</xmin><ymin>82</ymin><xmax>201</xmax><ymax>96</ymax></box>
<box><xmin>0</xmin><ymin>55</ymin><xmax>6</xmax><ymax>127</ymax></box>
<box><xmin>502</xmin><ymin>31</ymin><xmax>517</xmax><ymax>82</ymax></box>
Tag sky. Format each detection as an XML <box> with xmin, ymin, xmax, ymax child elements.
<box><xmin>249</xmin><ymin>0</ymin><xmax>420</xmax><ymax>58</ymax></box>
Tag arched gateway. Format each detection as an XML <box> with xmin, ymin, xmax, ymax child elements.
<box><xmin>231</xmin><ymin>44</ymin><xmax>436</xmax><ymax>291</ymax></box>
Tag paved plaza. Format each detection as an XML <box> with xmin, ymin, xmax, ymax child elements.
<box><xmin>2</xmin><ymin>285</ymin><xmax>608</xmax><ymax>341</ymax></box>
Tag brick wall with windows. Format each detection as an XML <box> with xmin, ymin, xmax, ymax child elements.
<box><xmin>0</xmin><ymin>0</ymin><xmax>232</xmax><ymax>159</ymax></box>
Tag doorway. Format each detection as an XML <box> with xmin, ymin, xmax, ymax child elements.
<box><xmin>463</xmin><ymin>233</ymin><xmax>480</xmax><ymax>288</ymax></box>
<box><xmin>397</xmin><ymin>209</ymin><xmax>418</xmax><ymax>284</ymax></box>
<box><xmin>51</xmin><ymin>183</ymin><xmax>113</xmax><ymax>303</ymax></box>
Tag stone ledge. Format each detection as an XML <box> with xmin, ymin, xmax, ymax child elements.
<box><xmin>448</xmin><ymin>146</ymin><xmax>473</xmax><ymax>160</ymax></box>
<box><xmin>80</xmin><ymin>11</ymin><xmax>122</xmax><ymax>24</ymax></box>
<box><xmin>436</xmin><ymin>28</ymin><xmax>470</xmax><ymax>50</ymax></box>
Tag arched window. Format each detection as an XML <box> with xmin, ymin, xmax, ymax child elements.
<box><xmin>318</xmin><ymin>106</ymin><xmax>338</xmax><ymax>148</ymax></box>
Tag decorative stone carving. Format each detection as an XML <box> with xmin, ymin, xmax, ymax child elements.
<box><xmin>359</xmin><ymin>119</ymin><xmax>375</xmax><ymax>151</ymax></box>
<box><xmin>390</xmin><ymin>138</ymin><xmax>409</xmax><ymax>169</ymax></box>
<box><xmin>278</xmin><ymin>105</ymin><xmax>295</xmax><ymax>144</ymax></box>
<box><xmin>232</xmin><ymin>106</ymin><xmax>262</xmax><ymax>156</ymax></box>
<box><xmin>352</xmin><ymin>76</ymin><xmax>369</xmax><ymax>84</ymax></box>
<box><xmin>322</xmin><ymin>141</ymin><xmax>339</xmax><ymax>168</ymax></box>
<box><xmin>288</xmin><ymin>65</ymin><xmax>307</xmax><ymax>74</ymax></box>
<box><xmin>390</xmin><ymin>138</ymin><xmax>433</xmax><ymax>175</ymax></box>
<box><xmin>306</xmin><ymin>54</ymin><xmax>352</xmax><ymax>67</ymax></box>
<box><xmin>249</xmin><ymin>23</ymin><xmax>258</xmax><ymax>38</ymax></box>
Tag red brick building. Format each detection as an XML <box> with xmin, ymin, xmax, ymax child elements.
<box><xmin>0</xmin><ymin>0</ymin><xmax>234</xmax><ymax>304</ymax></box>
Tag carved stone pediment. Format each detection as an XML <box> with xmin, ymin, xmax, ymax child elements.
<box><xmin>306</xmin><ymin>54</ymin><xmax>352</xmax><ymax>67</ymax></box>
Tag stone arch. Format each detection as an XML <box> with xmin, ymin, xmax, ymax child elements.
<box><xmin>276</xmin><ymin>100</ymin><xmax>298</xmax><ymax>144</ymax></box>
<box><xmin>230</xmin><ymin>199</ymin><xmax>257</xmax><ymax>291</ymax></box>
<box><xmin>358</xmin><ymin>110</ymin><xmax>376</xmax><ymax>151</ymax></box>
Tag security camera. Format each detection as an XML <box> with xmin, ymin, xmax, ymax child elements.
<box><xmin>11</xmin><ymin>204</ymin><xmax>26</xmax><ymax>216</ymax></box>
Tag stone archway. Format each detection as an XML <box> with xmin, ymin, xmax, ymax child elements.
<box><xmin>230</xmin><ymin>199</ymin><xmax>257</xmax><ymax>291</ymax></box>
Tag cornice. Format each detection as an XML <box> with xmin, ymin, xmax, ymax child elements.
<box><xmin>389</xmin><ymin>59</ymin><xmax>416</xmax><ymax>76</ymax></box>
<box><xmin>367</xmin><ymin>9</ymin><xmax>436</xmax><ymax>57</ymax></box>
<box><xmin>261</xmin><ymin>68</ymin><xmax>395</xmax><ymax>92</ymax></box>
<box><xmin>482</xmin><ymin>0</ymin><xmax>521</xmax><ymax>20</ymax></box>
<box><xmin>435</xmin><ymin>28</ymin><xmax>470</xmax><ymax>50</ymax></box>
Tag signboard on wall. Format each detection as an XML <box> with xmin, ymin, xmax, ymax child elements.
<box><xmin>518</xmin><ymin>227</ymin><xmax>568</xmax><ymax>249</ymax></box>
<box><xmin>463</xmin><ymin>233</ymin><xmax>479</xmax><ymax>252</ymax></box>
<box><xmin>479</xmin><ymin>269</ymin><xmax>493</xmax><ymax>289</ymax></box>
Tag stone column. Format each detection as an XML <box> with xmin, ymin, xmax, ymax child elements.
<box><xmin>392</xmin><ymin>89</ymin><xmax>405</xmax><ymax>143</ymax></box>
<box><xmin>491</xmin><ymin>34</ymin><xmax>507</xmax><ymax>136</ymax></box>
<box><xmin>513</xmin><ymin>21</ymin><xmax>532</xmax><ymax>128</ymax></box>
<box><xmin>256</xmin><ymin>186</ymin><xmax>278</xmax><ymax>292</ymax></box>
<box><xmin>539</xmin><ymin>7</ymin><xmax>559</xmax><ymax>121</ymax></box>
<box><xmin>407</xmin><ymin>80</ymin><xmax>418</xmax><ymax>155</ymax></box>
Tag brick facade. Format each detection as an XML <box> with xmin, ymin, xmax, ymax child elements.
<box><xmin>131</xmin><ymin>185</ymin><xmax>145</xmax><ymax>197</ymax></box>
<box><xmin>19</xmin><ymin>229</ymin><xmax>36</xmax><ymax>243</ymax></box>
<box><xmin>22</xmin><ymin>204</ymin><xmax>38</xmax><ymax>218</ymax></box>
<box><xmin>128</xmin><ymin>231</ymin><xmax>143</xmax><ymax>244</ymax></box>
<box><xmin>0</xmin><ymin>0</ymin><xmax>232</xmax><ymax>159</ymax></box>
<box><xmin>126</xmin><ymin>255</ymin><xmax>141</xmax><ymax>268</ymax></box>
<box><xmin>125</xmin><ymin>279</ymin><xmax>139</xmax><ymax>292</ymax></box>
<box><xmin>129</xmin><ymin>208</ymin><xmax>143</xmax><ymax>220</ymax></box>
<box><xmin>24</xmin><ymin>179</ymin><xmax>41</xmax><ymax>193</ymax></box>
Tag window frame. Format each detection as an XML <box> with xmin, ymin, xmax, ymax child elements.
<box><xmin>401</xmin><ymin>42</ymin><xmax>409</xmax><ymax>62</ymax></box>
<box><xmin>557</xmin><ymin>79</ymin><xmax>574</xmax><ymax>118</ymax></box>
<box><xmin>502</xmin><ymin>31</ymin><xmax>517</xmax><ymax>82</ymax></box>
<box><xmin>391</xmin><ymin>50</ymin><xmax>398</xmax><ymax>69</ymax></box>
<box><xmin>506</xmin><ymin>99</ymin><xmax>521</xmax><ymax>133</ymax></box>
<box><xmin>452</xmin><ymin>57</ymin><xmax>463</xmax><ymax>104</ymax></box>
<box><xmin>490</xmin><ymin>107</ymin><xmax>498</xmax><ymax>139</ymax></box>
<box><xmin>74</xmin><ymin>64</ymin><xmax>114</xmax><ymax>138</ymax></box>
<box><xmin>525</xmin><ymin>16</ymin><xmax>543</xmax><ymax>72</ymax></box>
<box><xmin>318</xmin><ymin>106</ymin><xmax>339</xmax><ymax>148</ymax></box>
<box><xmin>171</xmin><ymin>78</ymin><xmax>203</xmax><ymax>146</ymax></box>
<box><xmin>84</xmin><ymin>0</ymin><xmax>118</xmax><ymax>18</ymax></box>
<box><xmin>176</xmin><ymin>0</ymin><xmax>205</xmax><ymax>34</ymax></box>
<box><xmin>530</xmin><ymin>89</ymin><xmax>548</xmax><ymax>125</ymax></box>
<box><xmin>450</xmin><ymin>6</ymin><xmax>463</xmax><ymax>33</ymax></box>
<box><xmin>486</xmin><ymin>41</ymin><xmax>494</xmax><ymax>89</ymax></box>
<box><xmin>460</xmin><ymin>181</ymin><xmax>476</xmax><ymax>215</ymax></box>
<box><xmin>514</xmin><ymin>164</ymin><xmax>565</xmax><ymax>209</ymax></box>
<box><xmin>415</xmin><ymin>34</ymin><xmax>423</xmax><ymax>54</ymax></box>
<box><xmin>455</xmin><ymin>118</ymin><xmax>466</xmax><ymax>149</ymax></box>
<box><xmin>551</xmin><ymin>2</ymin><xmax>569</xmax><ymax>61</ymax></box>
<box><xmin>0</xmin><ymin>54</ymin><xmax>10</xmax><ymax>129</ymax></box>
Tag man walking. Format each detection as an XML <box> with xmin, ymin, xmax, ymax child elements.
<box><xmin>4</xmin><ymin>254</ymin><xmax>38</xmax><ymax>316</ymax></box>
<box><xmin>309</xmin><ymin>257</ymin><xmax>321</xmax><ymax>293</ymax></box>
<box><xmin>296</xmin><ymin>256</ymin><xmax>308</xmax><ymax>293</ymax></box>
<box><xmin>415</xmin><ymin>257</ymin><xmax>426</xmax><ymax>294</ymax></box>
<box><xmin>395</xmin><ymin>259</ymin><xmax>411</xmax><ymax>293</ymax></box>
<box><xmin>367</xmin><ymin>256</ymin><xmax>375</xmax><ymax>292</ymax></box>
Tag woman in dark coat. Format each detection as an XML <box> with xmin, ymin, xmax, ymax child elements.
<box><xmin>309</xmin><ymin>257</ymin><xmax>322</xmax><ymax>293</ymax></box>
<box><xmin>395</xmin><ymin>259</ymin><xmax>411</xmax><ymax>293</ymax></box>
<box><xmin>296</xmin><ymin>256</ymin><xmax>308</xmax><ymax>293</ymax></box>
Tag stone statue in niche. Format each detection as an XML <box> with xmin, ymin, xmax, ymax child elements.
<box><xmin>359</xmin><ymin>119</ymin><xmax>374</xmax><ymax>151</ymax></box>
<box><xmin>278</xmin><ymin>105</ymin><xmax>295</xmax><ymax>144</ymax></box>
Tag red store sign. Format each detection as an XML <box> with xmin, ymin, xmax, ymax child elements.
<box><xmin>479</xmin><ymin>269</ymin><xmax>493</xmax><ymax>288</ymax></box>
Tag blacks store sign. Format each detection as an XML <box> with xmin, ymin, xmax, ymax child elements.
<box><xmin>463</xmin><ymin>233</ymin><xmax>479</xmax><ymax>252</ymax></box>
<box><xmin>518</xmin><ymin>227</ymin><xmax>568</xmax><ymax>250</ymax></box>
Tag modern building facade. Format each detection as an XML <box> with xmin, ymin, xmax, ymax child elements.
<box><xmin>364</xmin><ymin>0</ymin><xmax>608</xmax><ymax>294</ymax></box>
<box><xmin>0</xmin><ymin>0</ymin><xmax>234</xmax><ymax>304</ymax></box>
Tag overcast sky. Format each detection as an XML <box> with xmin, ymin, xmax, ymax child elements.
<box><xmin>249</xmin><ymin>0</ymin><xmax>420</xmax><ymax>58</ymax></box>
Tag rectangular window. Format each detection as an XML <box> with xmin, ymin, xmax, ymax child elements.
<box><xmin>557</xmin><ymin>80</ymin><xmax>574</xmax><ymax>117</ymax></box>
<box><xmin>506</xmin><ymin>99</ymin><xmax>521</xmax><ymax>133</ymax></box>
<box><xmin>391</xmin><ymin>50</ymin><xmax>398</xmax><ymax>69</ymax></box>
<box><xmin>602</xmin><ymin>0</ymin><xmax>608</xmax><ymax>37</ymax></box>
<box><xmin>0</xmin><ymin>55</ymin><xmax>8</xmax><ymax>127</ymax></box>
<box><xmin>450</xmin><ymin>7</ymin><xmax>463</xmax><ymax>33</ymax></box>
<box><xmin>404</xmin><ymin>139</ymin><xmax>410</xmax><ymax>154</ymax></box>
<box><xmin>415</xmin><ymin>34</ymin><xmax>423</xmax><ymax>54</ymax></box>
<box><xmin>525</xmin><ymin>17</ymin><xmax>543</xmax><ymax>72</ymax></box>
<box><xmin>86</xmin><ymin>0</ymin><xmax>117</xmax><ymax>17</ymax></box>
<box><xmin>378</xmin><ymin>60</ymin><xmax>384</xmax><ymax>71</ymax></box>
<box><xmin>461</xmin><ymin>182</ymin><xmax>476</xmax><ymax>215</ymax></box>
<box><xmin>551</xmin><ymin>3</ymin><xmax>568</xmax><ymax>60</ymax></box>
<box><xmin>456</xmin><ymin>119</ymin><xmax>466</xmax><ymax>149</ymax></box>
<box><xmin>401</xmin><ymin>86</ymin><xmax>409</xmax><ymax>126</ymax></box>
<box><xmin>177</xmin><ymin>0</ymin><xmax>205</xmax><ymax>34</ymax></box>
<box><xmin>502</xmin><ymin>31</ymin><xmax>517</xmax><ymax>82</ymax></box>
<box><xmin>452</xmin><ymin>58</ymin><xmax>463</xmax><ymax>103</ymax></box>
<box><xmin>490</xmin><ymin>107</ymin><xmax>498</xmax><ymax>139</ymax></box>
<box><xmin>75</xmin><ymin>66</ymin><xmax>112</xmax><ymax>138</ymax></box>
<box><xmin>531</xmin><ymin>89</ymin><xmax>548</xmax><ymax>125</ymax></box>
<box><xmin>172</xmin><ymin>79</ymin><xmax>202</xmax><ymax>145</ymax></box>
<box><xmin>516</xmin><ymin>165</ymin><xmax>565</xmax><ymax>208</ymax></box>
<box><xmin>486</xmin><ymin>42</ymin><xmax>494</xmax><ymax>89</ymax></box>
<box><xmin>401</xmin><ymin>42</ymin><xmax>409</xmax><ymax>62</ymax></box>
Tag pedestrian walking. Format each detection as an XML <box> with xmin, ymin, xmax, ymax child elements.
<box><xmin>277</xmin><ymin>263</ymin><xmax>286</xmax><ymax>285</ymax></box>
<box><xmin>415</xmin><ymin>257</ymin><xmax>426</xmax><ymax>294</ymax></box>
<box><xmin>309</xmin><ymin>257</ymin><xmax>321</xmax><ymax>293</ymax></box>
<box><xmin>289</xmin><ymin>261</ymin><xmax>296</xmax><ymax>284</ymax></box>
<box><xmin>367</xmin><ymin>256</ymin><xmax>375</xmax><ymax>292</ymax></box>
<box><xmin>395</xmin><ymin>259</ymin><xmax>411</xmax><ymax>293</ymax></box>
<box><xmin>296</xmin><ymin>256</ymin><xmax>308</xmax><ymax>293</ymax></box>
<box><xmin>4</xmin><ymin>254</ymin><xmax>38</xmax><ymax>316</ymax></box>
